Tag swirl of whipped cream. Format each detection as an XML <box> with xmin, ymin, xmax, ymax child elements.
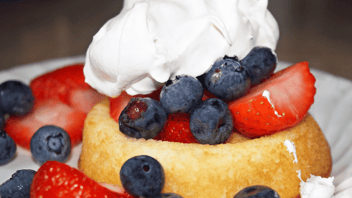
<box><xmin>300</xmin><ymin>175</ymin><xmax>352</xmax><ymax>198</ymax></box>
<box><xmin>300</xmin><ymin>175</ymin><xmax>335</xmax><ymax>198</ymax></box>
<box><xmin>84</xmin><ymin>0</ymin><xmax>279</xmax><ymax>97</ymax></box>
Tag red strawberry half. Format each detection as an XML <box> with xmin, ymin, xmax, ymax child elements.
<box><xmin>154</xmin><ymin>113</ymin><xmax>198</xmax><ymax>144</ymax></box>
<box><xmin>5</xmin><ymin>64</ymin><xmax>104</xmax><ymax>149</ymax></box>
<box><xmin>30</xmin><ymin>161</ymin><xmax>135</xmax><ymax>198</ymax></box>
<box><xmin>30</xmin><ymin>64</ymin><xmax>104</xmax><ymax>113</ymax></box>
<box><xmin>5</xmin><ymin>99</ymin><xmax>86</xmax><ymax>149</ymax></box>
<box><xmin>228</xmin><ymin>62</ymin><xmax>316</xmax><ymax>137</ymax></box>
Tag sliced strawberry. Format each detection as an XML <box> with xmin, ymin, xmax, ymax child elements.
<box><xmin>110</xmin><ymin>92</ymin><xmax>135</xmax><ymax>123</ymax></box>
<box><xmin>69</xmin><ymin>88</ymin><xmax>105</xmax><ymax>113</ymax></box>
<box><xmin>201</xmin><ymin>89</ymin><xmax>218</xmax><ymax>101</ymax></box>
<box><xmin>154</xmin><ymin>113</ymin><xmax>198</xmax><ymax>143</ymax></box>
<box><xmin>5</xmin><ymin>99</ymin><xmax>86</xmax><ymax>149</ymax></box>
<box><xmin>30</xmin><ymin>64</ymin><xmax>104</xmax><ymax>113</ymax></box>
<box><xmin>5</xmin><ymin>64</ymin><xmax>105</xmax><ymax>149</ymax></box>
<box><xmin>228</xmin><ymin>62</ymin><xmax>316</xmax><ymax>137</ymax></box>
<box><xmin>110</xmin><ymin>88</ymin><xmax>162</xmax><ymax>123</ymax></box>
<box><xmin>30</xmin><ymin>161</ymin><xmax>136</xmax><ymax>198</ymax></box>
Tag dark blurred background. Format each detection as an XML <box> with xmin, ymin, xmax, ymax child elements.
<box><xmin>1</xmin><ymin>0</ymin><xmax>351</xmax><ymax>80</ymax></box>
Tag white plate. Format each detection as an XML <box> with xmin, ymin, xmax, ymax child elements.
<box><xmin>1</xmin><ymin>56</ymin><xmax>352</xmax><ymax>188</ymax></box>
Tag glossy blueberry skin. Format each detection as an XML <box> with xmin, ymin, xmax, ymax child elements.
<box><xmin>160</xmin><ymin>75</ymin><xmax>203</xmax><ymax>114</ymax></box>
<box><xmin>0</xmin><ymin>169</ymin><xmax>36</xmax><ymax>198</ymax></box>
<box><xmin>120</xmin><ymin>155</ymin><xmax>165</xmax><ymax>197</ymax></box>
<box><xmin>0</xmin><ymin>80</ymin><xmax>34</xmax><ymax>115</ymax></box>
<box><xmin>30</xmin><ymin>125</ymin><xmax>71</xmax><ymax>164</ymax></box>
<box><xmin>190</xmin><ymin>98</ymin><xmax>233</xmax><ymax>145</ymax></box>
<box><xmin>119</xmin><ymin>97</ymin><xmax>167</xmax><ymax>140</ymax></box>
<box><xmin>0</xmin><ymin>129</ymin><xmax>17</xmax><ymax>165</ymax></box>
<box><xmin>241</xmin><ymin>46</ymin><xmax>277</xmax><ymax>85</ymax></box>
<box><xmin>233</xmin><ymin>185</ymin><xmax>280</xmax><ymax>198</ymax></box>
<box><xmin>0</xmin><ymin>110</ymin><xmax>4</xmax><ymax>128</ymax></box>
<box><xmin>203</xmin><ymin>56</ymin><xmax>251</xmax><ymax>100</ymax></box>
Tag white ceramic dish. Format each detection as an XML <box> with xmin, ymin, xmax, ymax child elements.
<box><xmin>1</xmin><ymin>56</ymin><xmax>352</xmax><ymax>193</ymax></box>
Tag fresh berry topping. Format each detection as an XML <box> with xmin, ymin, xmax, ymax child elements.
<box><xmin>228</xmin><ymin>62</ymin><xmax>316</xmax><ymax>137</ymax></box>
<box><xmin>0</xmin><ymin>169</ymin><xmax>36</xmax><ymax>198</ymax></box>
<box><xmin>241</xmin><ymin>47</ymin><xmax>277</xmax><ymax>85</ymax></box>
<box><xmin>190</xmin><ymin>98</ymin><xmax>233</xmax><ymax>144</ymax></box>
<box><xmin>30</xmin><ymin>64</ymin><xmax>104</xmax><ymax>113</ymax></box>
<box><xmin>120</xmin><ymin>155</ymin><xmax>165</xmax><ymax>197</ymax></box>
<box><xmin>0</xmin><ymin>129</ymin><xmax>17</xmax><ymax>165</ymax></box>
<box><xmin>160</xmin><ymin>75</ymin><xmax>203</xmax><ymax>114</ymax></box>
<box><xmin>110</xmin><ymin>91</ymin><xmax>135</xmax><ymax>123</ymax></box>
<box><xmin>0</xmin><ymin>80</ymin><xmax>34</xmax><ymax>115</ymax></box>
<box><xmin>233</xmin><ymin>185</ymin><xmax>280</xmax><ymax>198</ymax></box>
<box><xmin>110</xmin><ymin>88</ymin><xmax>162</xmax><ymax>123</ymax></box>
<box><xmin>5</xmin><ymin>99</ymin><xmax>86</xmax><ymax>149</ymax></box>
<box><xmin>119</xmin><ymin>97</ymin><xmax>167</xmax><ymax>139</ymax></box>
<box><xmin>30</xmin><ymin>161</ymin><xmax>135</xmax><ymax>198</ymax></box>
<box><xmin>30</xmin><ymin>125</ymin><xmax>71</xmax><ymax>164</ymax></box>
<box><xmin>202</xmin><ymin>56</ymin><xmax>251</xmax><ymax>100</ymax></box>
<box><xmin>30</xmin><ymin>64</ymin><xmax>103</xmax><ymax>110</ymax></box>
<box><xmin>155</xmin><ymin>193</ymin><xmax>184</xmax><ymax>198</ymax></box>
<box><xmin>154</xmin><ymin>113</ymin><xmax>198</xmax><ymax>143</ymax></box>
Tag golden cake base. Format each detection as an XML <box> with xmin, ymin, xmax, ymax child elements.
<box><xmin>79</xmin><ymin>99</ymin><xmax>332</xmax><ymax>198</ymax></box>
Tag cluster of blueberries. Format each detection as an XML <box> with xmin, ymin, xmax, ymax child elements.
<box><xmin>0</xmin><ymin>80</ymin><xmax>72</xmax><ymax>198</ymax></box>
<box><xmin>0</xmin><ymin>80</ymin><xmax>34</xmax><ymax>165</ymax></box>
<box><xmin>120</xmin><ymin>155</ymin><xmax>280</xmax><ymax>198</ymax></box>
<box><xmin>0</xmin><ymin>80</ymin><xmax>71</xmax><ymax>166</ymax></box>
<box><xmin>119</xmin><ymin>47</ymin><xmax>277</xmax><ymax>145</ymax></box>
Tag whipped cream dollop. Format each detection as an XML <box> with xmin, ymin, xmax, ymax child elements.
<box><xmin>300</xmin><ymin>175</ymin><xmax>335</xmax><ymax>198</ymax></box>
<box><xmin>84</xmin><ymin>0</ymin><xmax>279</xmax><ymax>97</ymax></box>
<box><xmin>300</xmin><ymin>175</ymin><xmax>352</xmax><ymax>198</ymax></box>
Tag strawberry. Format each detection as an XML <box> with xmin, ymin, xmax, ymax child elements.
<box><xmin>201</xmin><ymin>89</ymin><xmax>218</xmax><ymax>101</ymax></box>
<box><xmin>110</xmin><ymin>92</ymin><xmax>135</xmax><ymax>123</ymax></box>
<box><xmin>228</xmin><ymin>62</ymin><xmax>316</xmax><ymax>137</ymax></box>
<box><xmin>5</xmin><ymin>99</ymin><xmax>86</xmax><ymax>149</ymax></box>
<box><xmin>154</xmin><ymin>113</ymin><xmax>198</xmax><ymax>143</ymax></box>
<box><xmin>30</xmin><ymin>161</ymin><xmax>136</xmax><ymax>198</ymax></box>
<box><xmin>110</xmin><ymin>88</ymin><xmax>162</xmax><ymax>123</ymax></box>
<box><xmin>5</xmin><ymin>64</ymin><xmax>105</xmax><ymax>149</ymax></box>
<box><xmin>30</xmin><ymin>64</ymin><xmax>104</xmax><ymax>113</ymax></box>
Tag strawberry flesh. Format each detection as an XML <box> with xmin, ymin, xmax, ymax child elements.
<box><xmin>154</xmin><ymin>113</ymin><xmax>198</xmax><ymax>144</ymax></box>
<box><xmin>5</xmin><ymin>99</ymin><xmax>86</xmax><ymax>149</ymax></box>
<box><xmin>30</xmin><ymin>161</ymin><xmax>136</xmax><ymax>198</ymax></box>
<box><xmin>5</xmin><ymin>64</ymin><xmax>104</xmax><ymax>149</ymax></box>
<box><xmin>228</xmin><ymin>62</ymin><xmax>316</xmax><ymax>137</ymax></box>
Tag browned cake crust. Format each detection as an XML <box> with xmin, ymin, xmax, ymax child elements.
<box><xmin>79</xmin><ymin>99</ymin><xmax>332</xmax><ymax>198</ymax></box>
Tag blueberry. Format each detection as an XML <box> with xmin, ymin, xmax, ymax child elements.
<box><xmin>119</xmin><ymin>97</ymin><xmax>167</xmax><ymax>140</ymax></box>
<box><xmin>190</xmin><ymin>98</ymin><xmax>233</xmax><ymax>145</ymax></box>
<box><xmin>120</xmin><ymin>155</ymin><xmax>165</xmax><ymax>197</ymax></box>
<box><xmin>0</xmin><ymin>129</ymin><xmax>17</xmax><ymax>165</ymax></box>
<box><xmin>154</xmin><ymin>193</ymin><xmax>184</xmax><ymax>198</ymax></box>
<box><xmin>0</xmin><ymin>169</ymin><xmax>36</xmax><ymax>198</ymax></box>
<box><xmin>0</xmin><ymin>80</ymin><xmax>34</xmax><ymax>115</ymax></box>
<box><xmin>30</xmin><ymin>125</ymin><xmax>71</xmax><ymax>164</ymax></box>
<box><xmin>241</xmin><ymin>47</ymin><xmax>277</xmax><ymax>85</ymax></box>
<box><xmin>0</xmin><ymin>110</ymin><xmax>4</xmax><ymax>128</ymax></box>
<box><xmin>203</xmin><ymin>56</ymin><xmax>251</xmax><ymax>100</ymax></box>
<box><xmin>160</xmin><ymin>75</ymin><xmax>203</xmax><ymax>114</ymax></box>
<box><xmin>233</xmin><ymin>185</ymin><xmax>280</xmax><ymax>198</ymax></box>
